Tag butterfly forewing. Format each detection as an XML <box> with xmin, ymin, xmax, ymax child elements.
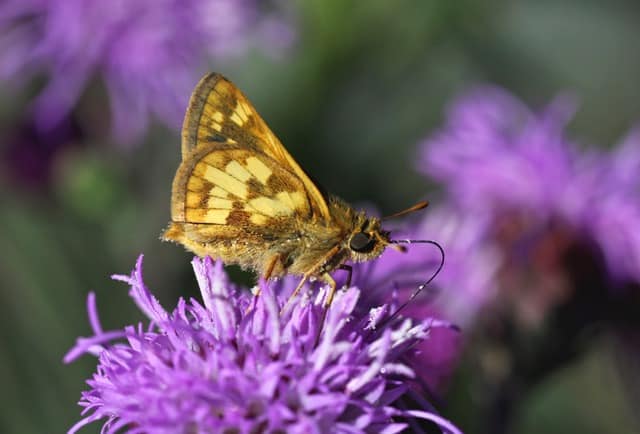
<box><xmin>180</xmin><ymin>73</ymin><xmax>331</xmax><ymax>221</ymax></box>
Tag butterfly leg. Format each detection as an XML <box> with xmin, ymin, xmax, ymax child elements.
<box><xmin>313</xmin><ymin>272</ymin><xmax>338</xmax><ymax>344</ymax></box>
<box><xmin>280</xmin><ymin>273</ymin><xmax>310</xmax><ymax>315</ymax></box>
<box><xmin>281</xmin><ymin>245</ymin><xmax>342</xmax><ymax>314</ymax></box>
<box><xmin>264</xmin><ymin>254</ymin><xmax>280</xmax><ymax>280</ymax></box>
<box><xmin>252</xmin><ymin>254</ymin><xmax>281</xmax><ymax>300</ymax></box>
<box><xmin>321</xmin><ymin>273</ymin><xmax>338</xmax><ymax>308</ymax></box>
<box><xmin>338</xmin><ymin>264</ymin><xmax>352</xmax><ymax>287</ymax></box>
<box><xmin>246</xmin><ymin>254</ymin><xmax>281</xmax><ymax>314</ymax></box>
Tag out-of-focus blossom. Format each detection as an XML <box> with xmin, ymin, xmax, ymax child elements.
<box><xmin>65</xmin><ymin>255</ymin><xmax>461</xmax><ymax>434</ymax></box>
<box><xmin>420</xmin><ymin>86</ymin><xmax>640</xmax><ymax>286</ymax></box>
<box><xmin>400</xmin><ymin>86</ymin><xmax>640</xmax><ymax>432</ymax></box>
<box><xmin>362</xmin><ymin>88</ymin><xmax>640</xmax><ymax>350</ymax></box>
<box><xmin>355</xmin><ymin>86</ymin><xmax>640</xmax><ymax>393</ymax></box>
<box><xmin>0</xmin><ymin>0</ymin><xmax>294</xmax><ymax>143</ymax></box>
<box><xmin>366</xmin><ymin>86</ymin><xmax>640</xmax><ymax>333</ymax></box>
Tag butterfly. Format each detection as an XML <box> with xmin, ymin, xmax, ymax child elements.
<box><xmin>162</xmin><ymin>72</ymin><xmax>437</xmax><ymax>310</ymax></box>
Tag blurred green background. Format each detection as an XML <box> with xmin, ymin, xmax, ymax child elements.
<box><xmin>1</xmin><ymin>1</ymin><xmax>639</xmax><ymax>433</ymax></box>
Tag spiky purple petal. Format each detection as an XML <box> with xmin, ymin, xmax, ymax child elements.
<box><xmin>66</xmin><ymin>255</ymin><xmax>461</xmax><ymax>434</ymax></box>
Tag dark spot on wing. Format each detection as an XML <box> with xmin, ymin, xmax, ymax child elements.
<box><xmin>208</xmin><ymin>133</ymin><xmax>227</xmax><ymax>142</ymax></box>
<box><xmin>246</xmin><ymin>178</ymin><xmax>269</xmax><ymax>200</ymax></box>
<box><xmin>227</xmin><ymin>210</ymin><xmax>251</xmax><ymax>226</ymax></box>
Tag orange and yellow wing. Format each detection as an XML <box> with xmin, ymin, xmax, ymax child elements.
<box><xmin>179</xmin><ymin>72</ymin><xmax>331</xmax><ymax>221</ymax></box>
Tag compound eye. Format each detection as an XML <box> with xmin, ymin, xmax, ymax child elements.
<box><xmin>350</xmin><ymin>232</ymin><xmax>376</xmax><ymax>253</ymax></box>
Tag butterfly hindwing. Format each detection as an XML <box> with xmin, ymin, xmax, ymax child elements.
<box><xmin>168</xmin><ymin>142</ymin><xmax>311</xmax><ymax>231</ymax></box>
<box><xmin>164</xmin><ymin>141</ymin><xmax>319</xmax><ymax>269</ymax></box>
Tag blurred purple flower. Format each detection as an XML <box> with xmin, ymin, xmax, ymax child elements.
<box><xmin>0</xmin><ymin>0</ymin><xmax>294</xmax><ymax>143</ymax></box>
<box><xmin>353</xmin><ymin>87</ymin><xmax>640</xmax><ymax>392</ymax></box>
<box><xmin>65</xmin><ymin>255</ymin><xmax>461</xmax><ymax>434</ymax></box>
<box><xmin>367</xmin><ymin>86</ymin><xmax>640</xmax><ymax>332</ymax></box>
<box><xmin>420</xmin><ymin>86</ymin><xmax>640</xmax><ymax>286</ymax></box>
<box><xmin>402</xmin><ymin>87</ymin><xmax>640</xmax><ymax>431</ymax></box>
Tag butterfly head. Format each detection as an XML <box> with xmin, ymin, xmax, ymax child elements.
<box><xmin>346</xmin><ymin>200</ymin><xmax>432</xmax><ymax>262</ymax></box>
<box><xmin>346</xmin><ymin>215</ymin><xmax>395</xmax><ymax>262</ymax></box>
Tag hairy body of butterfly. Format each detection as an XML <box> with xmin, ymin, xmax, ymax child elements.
<box><xmin>163</xmin><ymin>73</ymin><xmax>410</xmax><ymax>307</ymax></box>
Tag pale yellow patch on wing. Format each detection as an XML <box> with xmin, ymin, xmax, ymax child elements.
<box><xmin>194</xmin><ymin>163</ymin><xmax>247</xmax><ymax>199</ymax></box>
<box><xmin>244</xmin><ymin>156</ymin><xmax>272</xmax><ymax>183</ymax></box>
<box><xmin>247</xmin><ymin>197</ymin><xmax>292</xmax><ymax>217</ymax></box>
<box><xmin>185</xmin><ymin>208</ymin><xmax>229</xmax><ymax>224</ymax></box>
<box><xmin>198</xmin><ymin>114</ymin><xmax>222</xmax><ymax>135</ymax></box>
<box><xmin>276</xmin><ymin>191</ymin><xmax>307</xmax><ymax>212</ymax></box>
<box><xmin>186</xmin><ymin>191</ymin><xmax>203</xmax><ymax>208</ymax></box>
<box><xmin>225</xmin><ymin>160</ymin><xmax>252</xmax><ymax>182</ymax></box>
<box><xmin>230</xmin><ymin>100</ymin><xmax>252</xmax><ymax>126</ymax></box>
<box><xmin>207</xmin><ymin>197</ymin><xmax>234</xmax><ymax>209</ymax></box>
<box><xmin>250</xmin><ymin>213</ymin><xmax>268</xmax><ymax>225</ymax></box>
<box><xmin>187</xmin><ymin>176</ymin><xmax>206</xmax><ymax>191</ymax></box>
<box><xmin>199</xmin><ymin>104</ymin><xmax>224</xmax><ymax>131</ymax></box>
<box><xmin>274</xmin><ymin>191</ymin><xmax>293</xmax><ymax>211</ymax></box>
<box><xmin>186</xmin><ymin>208</ymin><xmax>208</xmax><ymax>221</ymax></box>
<box><xmin>203</xmin><ymin>209</ymin><xmax>230</xmax><ymax>224</ymax></box>
<box><xmin>230</xmin><ymin>112</ymin><xmax>244</xmax><ymax>126</ymax></box>
<box><xmin>212</xmin><ymin>111</ymin><xmax>224</xmax><ymax>122</ymax></box>
<box><xmin>209</xmin><ymin>186</ymin><xmax>228</xmax><ymax>198</ymax></box>
<box><xmin>239</xmin><ymin>101</ymin><xmax>252</xmax><ymax>119</ymax></box>
<box><xmin>198</xmin><ymin>122</ymin><xmax>222</xmax><ymax>134</ymax></box>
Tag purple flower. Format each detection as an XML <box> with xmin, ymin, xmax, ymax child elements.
<box><xmin>396</xmin><ymin>86</ymin><xmax>640</xmax><ymax>432</ymax></box>
<box><xmin>65</xmin><ymin>255</ymin><xmax>461</xmax><ymax>434</ymax></box>
<box><xmin>421</xmin><ymin>86</ymin><xmax>640</xmax><ymax>281</ymax></box>
<box><xmin>375</xmin><ymin>86</ymin><xmax>640</xmax><ymax>330</ymax></box>
<box><xmin>0</xmin><ymin>0</ymin><xmax>294</xmax><ymax>143</ymax></box>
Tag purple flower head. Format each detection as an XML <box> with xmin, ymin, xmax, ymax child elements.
<box><xmin>0</xmin><ymin>0</ymin><xmax>294</xmax><ymax>143</ymax></box>
<box><xmin>419</xmin><ymin>86</ymin><xmax>640</xmax><ymax>286</ymax></box>
<box><xmin>353</xmin><ymin>86</ymin><xmax>640</xmax><ymax>377</ymax></box>
<box><xmin>420</xmin><ymin>86</ymin><xmax>581</xmax><ymax>217</ymax></box>
<box><xmin>361</xmin><ymin>86</ymin><xmax>640</xmax><ymax>339</ymax></box>
<box><xmin>65</xmin><ymin>255</ymin><xmax>461</xmax><ymax>434</ymax></box>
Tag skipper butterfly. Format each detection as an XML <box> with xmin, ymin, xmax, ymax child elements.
<box><xmin>163</xmin><ymin>73</ymin><xmax>437</xmax><ymax>309</ymax></box>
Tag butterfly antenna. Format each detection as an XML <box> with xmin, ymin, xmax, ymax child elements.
<box><xmin>382</xmin><ymin>239</ymin><xmax>445</xmax><ymax>326</ymax></box>
<box><xmin>382</xmin><ymin>200</ymin><xmax>429</xmax><ymax>221</ymax></box>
